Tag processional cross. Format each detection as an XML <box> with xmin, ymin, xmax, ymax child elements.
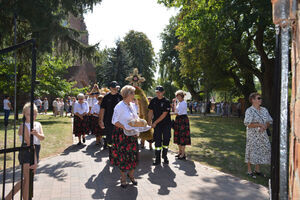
<box><xmin>125</xmin><ymin>68</ymin><xmax>146</xmax><ymax>87</ymax></box>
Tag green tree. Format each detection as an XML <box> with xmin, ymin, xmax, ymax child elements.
<box><xmin>96</xmin><ymin>40</ymin><xmax>131</xmax><ymax>87</ymax></box>
<box><xmin>159</xmin><ymin>0</ymin><xmax>275</xmax><ymax>111</ymax></box>
<box><xmin>36</xmin><ymin>54</ymin><xmax>76</xmax><ymax>97</ymax></box>
<box><xmin>0</xmin><ymin>0</ymin><xmax>101</xmax><ymax>57</ymax></box>
<box><xmin>123</xmin><ymin>30</ymin><xmax>156</xmax><ymax>91</ymax></box>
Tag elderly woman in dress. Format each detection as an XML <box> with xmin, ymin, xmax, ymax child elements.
<box><xmin>111</xmin><ymin>85</ymin><xmax>139</xmax><ymax>188</ymax></box>
<box><xmin>73</xmin><ymin>93</ymin><xmax>89</xmax><ymax>145</ymax></box>
<box><xmin>244</xmin><ymin>92</ymin><xmax>272</xmax><ymax>178</ymax></box>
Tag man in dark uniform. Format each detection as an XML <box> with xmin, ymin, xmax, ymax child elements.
<box><xmin>99</xmin><ymin>81</ymin><xmax>123</xmax><ymax>151</ymax></box>
<box><xmin>148</xmin><ymin>86</ymin><xmax>172</xmax><ymax>165</ymax></box>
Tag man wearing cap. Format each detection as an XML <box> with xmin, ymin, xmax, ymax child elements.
<box><xmin>148</xmin><ymin>86</ymin><xmax>172</xmax><ymax>165</ymax></box>
<box><xmin>99</xmin><ymin>81</ymin><xmax>123</xmax><ymax>152</ymax></box>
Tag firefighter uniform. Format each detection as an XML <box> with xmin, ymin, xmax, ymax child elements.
<box><xmin>148</xmin><ymin>95</ymin><xmax>171</xmax><ymax>165</ymax></box>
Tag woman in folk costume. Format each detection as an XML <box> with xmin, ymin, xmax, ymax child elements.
<box><xmin>90</xmin><ymin>95</ymin><xmax>104</xmax><ymax>145</ymax></box>
<box><xmin>173</xmin><ymin>90</ymin><xmax>191</xmax><ymax>160</ymax></box>
<box><xmin>110</xmin><ymin>85</ymin><xmax>151</xmax><ymax>188</ymax></box>
<box><xmin>87</xmin><ymin>84</ymin><xmax>101</xmax><ymax>134</ymax></box>
<box><xmin>73</xmin><ymin>93</ymin><xmax>89</xmax><ymax>145</ymax></box>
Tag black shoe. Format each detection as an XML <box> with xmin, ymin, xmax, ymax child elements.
<box><xmin>127</xmin><ymin>174</ymin><xmax>138</xmax><ymax>186</ymax></box>
<box><xmin>82</xmin><ymin>137</ymin><xmax>86</xmax><ymax>143</ymax></box>
<box><xmin>247</xmin><ymin>172</ymin><xmax>256</xmax><ymax>179</ymax></box>
<box><xmin>153</xmin><ymin>159</ymin><xmax>161</xmax><ymax>166</ymax></box>
<box><xmin>178</xmin><ymin>155</ymin><xmax>186</xmax><ymax>160</ymax></box>
<box><xmin>163</xmin><ymin>158</ymin><xmax>169</xmax><ymax>164</ymax></box>
<box><xmin>120</xmin><ymin>179</ymin><xmax>127</xmax><ymax>188</ymax></box>
<box><xmin>77</xmin><ymin>141</ymin><xmax>82</xmax><ymax>145</ymax></box>
<box><xmin>175</xmin><ymin>154</ymin><xmax>180</xmax><ymax>158</ymax></box>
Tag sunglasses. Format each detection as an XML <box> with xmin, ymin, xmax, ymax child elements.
<box><xmin>257</xmin><ymin>97</ymin><xmax>262</xmax><ymax>100</ymax></box>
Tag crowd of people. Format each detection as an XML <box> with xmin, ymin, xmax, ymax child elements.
<box><xmin>68</xmin><ymin>82</ymin><xmax>192</xmax><ymax>188</ymax></box>
<box><xmin>187</xmin><ymin>100</ymin><xmax>242</xmax><ymax>117</ymax></box>
<box><xmin>2</xmin><ymin>81</ymin><xmax>272</xmax><ymax>197</ymax></box>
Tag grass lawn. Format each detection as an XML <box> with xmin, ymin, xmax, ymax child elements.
<box><xmin>169</xmin><ymin>115</ymin><xmax>270</xmax><ymax>187</ymax></box>
<box><xmin>0</xmin><ymin>114</ymin><xmax>73</xmax><ymax>170</ymax></box>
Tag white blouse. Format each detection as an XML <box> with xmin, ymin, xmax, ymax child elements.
<box><xmin>19</xmin><ymin>122</ymin><xmax>42</xmax><ymax>145</ymax></box>
<box><xmin>91</xmin><ymin>104</ymin><xmax>101</xmax><ymax>115</ymax></box>
<box><xmin>73</xmin><ymin>101</ymin><xmax>89</xmax><ymax>115</ymax></box>
<box><xmin>176</xmin><ymin>101</ymin><xmax>188</xmax><ymax>115</ymax></box>
<box><xmin>87</xmin><ymin>97</ymin><xmax>97</xmax><ymax>108</ymax></box>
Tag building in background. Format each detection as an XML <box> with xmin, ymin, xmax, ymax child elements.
<box><xmin>64</xmin><ymin>14</ymin><xmax>96</xmax><ymax>88</ymax></box>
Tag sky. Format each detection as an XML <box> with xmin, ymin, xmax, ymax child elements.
<box><xmin>84</xmin><ymin>0</ymin><xmax>178</xmax><ymax>54</ymax></box>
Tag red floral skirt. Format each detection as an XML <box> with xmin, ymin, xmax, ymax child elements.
<box><xmin>90</xmin><ymin>116</ymin><xmax>103</xmax><ymax>137</ymax></box>
<box><xmin>73</xmin><ymin>115</ymin><xmax>88</xmax><ymax>137</ymax></box>
<box><xmin>173</xmin><ymin>115</ymin><xmax>191</xmax><ymax>145</ymax></box>
<box><xmin>110</xmin><ymin>127</ymin><xmax>138</xmax><ymax>171</ymax></box>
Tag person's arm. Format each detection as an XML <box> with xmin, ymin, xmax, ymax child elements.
<box><xmin>8</xmin><ymin>101</ymin><xmax>13</xmax><ymax>110</ymax></box>
<box><xmin>114</xmin><ymin>121</ymin><xmax>125</xmax><ymax>129</ymax></box>
<box><xmin>152</xmin><ymin>112</ymin><xmax>168</xmax><ymax>128</ymax></box>
<box><xmin>148</xmin><ymin>110</ymin><xmax>153</xmax><ymax>126</ymax></box>
<box><xmin>31</xmin><ymin>123</ymin><xmax>45</xmax><ymax>141</ymax></box>
<box><xmin>99</xmin><ymin>108</ymin><xmax>105</xmax><ymax>129</ymax></box>
<box><xmin>19</xmin><ymin>124</ymin><xmax>30</xmax><ymax>146</ymax></box>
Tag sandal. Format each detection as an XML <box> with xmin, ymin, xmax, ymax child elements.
<box><xmin>127</xmin><ymin>174</ymin><xmax>138</xmax><ymax>186</ymax></box>
<box><xmin>120</xmin><ymin>178</ymin><xmax>127</xmax><ymax>188</ymax></box>
<box><xmin>253</xmin><ymin>171</ymin><xmax>266</xmax><ymax>178</ymax></box>
<box><xmin>178</xmin><ymin>154</ymin><xmax>186</xmax><ymax>160</ymax></box>
<box><xmin>247</xmin><ymin>172</ymin><xmax>256</xmax><ymax>179</ymax></box>
<box><xmin>175</xmin><ymin>153</ymin><xmax>181</xmax><ymax>158</ymax></box>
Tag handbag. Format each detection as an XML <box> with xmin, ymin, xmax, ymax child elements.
<box><xmin>253</xmin><ymin>109</ymin><xmax>271</xmax><ymax>136</ymax></box>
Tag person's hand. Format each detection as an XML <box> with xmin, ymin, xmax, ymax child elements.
<box><xmin>99</xmin><ymin>121</ymin><xmax>105</xmax><ymax>129</ymax></box>
<box><xmin>259</xmin><ymin>124</ymin><xmax>266</xmax><ymax>133</ymax></box>
<box><xmin>30</xmin><ymin>163</ymin><xmax>37</xmax><ymax>173</ymax></box>
<box><xmin>31</xmin><ymin>129</ymin><xmax>38</xmax><ymax>136</ymax></box>
<box><xmin>152</xmin><ymin>122</ymin><xmax>157</xmax><ymax>129</ymax></box>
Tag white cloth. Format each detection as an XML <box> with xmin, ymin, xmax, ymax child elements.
<box><xmin>52</xmin><ymin>100</ymin><xmax>58</xmax><ymax>108</ymax></box>
<box><xmin>19</xmin><ymin>122</ymin><xmax>42</xmax><ymax>145</ymax></box>
<box><xmin>73</xmin><ymin>101</ymin><xmax>89</xmax><ymax>115</ymax></box>
<box><xmin>59</xmin><ymin>102</ymin><xmax>64</xmax><ymax>110</ymax></box>
<box><xmin>87</xmin><ymin>97</ymin><xmax>97</xmax><ymax>108</ymax></box>
<box><xmin>91</xmin><ymin>104</ymin><xmax>101</xmax><ymax>115</ymax></box>
<box><xmin>3</xmin><ymin>99</ymin><xmax>10</xmax><ymax>110</ymax></box>
<box><xmin>43</xmin><ymin>100</ymin><xmax>48</xmax><ymax>109</ymax></box>
<box><xmin>176</xmin><ymin>101</ymin><xmax>188</xmax><ymax>115</ymax></box>
<box><xmin>112</xmin><ymin>101</ymin><xmax>150</xmax><ymax>136</ymax></box>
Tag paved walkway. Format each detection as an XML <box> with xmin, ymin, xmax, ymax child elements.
<box><xmin>2</xmin><ymin>135</ymin><xmax>269</xmax><ymax>200</ymax></box>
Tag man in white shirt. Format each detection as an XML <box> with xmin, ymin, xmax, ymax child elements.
<box><xmin>3</xmin><ymin>95</ymin><xmax>13</xmax><ymax>126</ymax></box>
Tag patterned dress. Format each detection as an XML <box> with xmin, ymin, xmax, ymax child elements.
<box><xmin>173</xmin><ymin>115</ymin><xmax>191</xmax><ymax>145</ymax></box>
<box><xmin>110</xmin><ymin>127</ymin><xmax>138</xmax><ymax>171</ymax></box>
<box><xmin>244</xmin><ymin>106</ymin><xmax>272</xmax><ymax>165</ymax></box>
<box><xmin>73</xmin><ymin>115</ymin><xmax>89</xmax><ymax>137</ymax></box>
<box><xmin>90</xmin><ymin>116</ymin><xmax>103</xmax><ymax>137</ymax></box>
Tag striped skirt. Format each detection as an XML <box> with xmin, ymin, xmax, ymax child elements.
<box><xmin>173</xmin><ymin>115</ymin><xmax>191</xmax><ymax>145</ymax></box>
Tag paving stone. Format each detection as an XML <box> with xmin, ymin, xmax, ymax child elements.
<box><xmin>1</xmin><ymin>134</ymin><xmax>269</xmax><ymax>200</ymax></box>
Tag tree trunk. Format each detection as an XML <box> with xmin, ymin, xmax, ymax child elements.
<box><xmin>261</xmin><ymin>59</ymin><xmax>275</xmax><ymax>115</ymax></box>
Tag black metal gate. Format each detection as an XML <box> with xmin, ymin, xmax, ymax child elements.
<box><xmin>0</xmin><ymin>16</ymin><xmax>37</xmax><ymax>199</ymax></box>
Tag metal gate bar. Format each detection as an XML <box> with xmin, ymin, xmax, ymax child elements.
<box><xmin>0</xmin><ymin>38</ymin><xmax>36</xmax><ymax>200</ymax></box>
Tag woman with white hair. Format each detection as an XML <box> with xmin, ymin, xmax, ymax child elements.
<box><xmin>73</xmin><ymin>93</ymin><xmax>89</xmax><ymax>145</ymax></box>
<box><xmin>110</xmin><ymin>85</ymin><xmax>141</xmax><ymax>188</ymax></box>
<box><xmin>173</xmin><ymin>90</ymin><xmax>191</xmax><ymax>160</ymax></box>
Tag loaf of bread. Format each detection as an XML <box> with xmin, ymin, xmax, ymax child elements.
<box><xmin>128</xmin><ymin>118</ymin><xmax>148</xmax><ymax>127</ymax></box>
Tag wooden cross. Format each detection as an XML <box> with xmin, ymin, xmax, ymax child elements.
<box><xmin>126</xmin><ymin>68</ymin><xmax>146</xmax><ymax>87</ymax></box>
